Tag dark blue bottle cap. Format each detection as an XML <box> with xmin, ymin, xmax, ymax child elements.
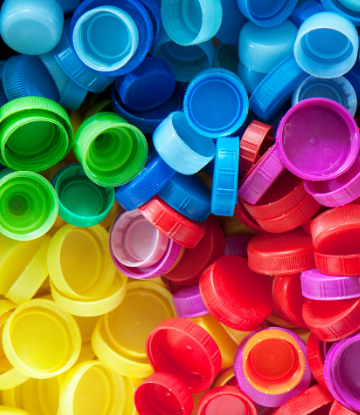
<box><xmin>289</xmin><ymin>0</ymin><xmax>325</xmax><ymax>27</ymax></box>
<box><xmin>158</xmin><ymin>172</ymin><xmax>212</xmax><ymax>222</ymax></box>
<box><xmin>55</xmin><ymin>0</ymin><xmax>82</xmax><ymax>14</ymax></box>
<box><xmin>115</xmin><ymin>147</ymin><xmax>176</xmax><ymax>211</ymax></box>
<box><xmin>138</xmin><ymin>0</ymin><xmax>161</xmax><ymax>46</ymax></box>
<box><xmin>215</xmin><ymin>0</ymin><xmax>248</xmax><ymax>45</ymax></box>
<box><xmin>213</xmin><ymin>43</ymin><xmax>239</xmax><ymax>75</ymax></box>
<box><xmin>118</xmin><ymin>57</ymin><xmax>175</xmax><ymax>111</ymax></box>
<box><xmin>0</xmin><ymin>91</ymin><xmax>8</xmax><ymax>108</ymax></box>
<box><xmin>345</xmin><ymin>58</ymin><xmax>360</xmax><ymax>97</ymax></box>
<box><xmin>0</xmin><ymin>60</ymin><xmax>6</xmax><ymax>91</ymax></box>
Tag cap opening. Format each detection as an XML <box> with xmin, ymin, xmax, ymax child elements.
<box><xmin>301</xmin><ymin>82</ymin><xmax>343</xmax><ymax>104</ymax></box>
<box><xmin>137</xmin><ymin>383</ymin><xmax>184</xmax><ymax>415</ymax></box>
<box><xmin>248</xmin><ymin>0</ymin><xmax>287</xmax><ymax>19</ymax></box>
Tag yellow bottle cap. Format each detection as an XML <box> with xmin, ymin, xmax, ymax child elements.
<box><xmin>48</xmin><ymin>225</ymin><xmax>116</xmax><ymax>300</ymax></box>
<box><xmin>73</xmin><ymin>315</ymin><xmax>100</xmax><ymax>363</ymax></box>
<box><xmin>0</xmin><ymin>407</ymin><xmax>29</xmax><ymax>414</ymax></box>
<box><xmin>291</xmin><ymin>327</ymin><xmax>311</xmax><ymax>343</ymax></box>
<box><xmin>99</xmin><ymin>201</ymin><xmax>122</xmax><ymax>230</ymax></box>
<box><xmin>51</xmin><ymin>215</ymin><xmax>67</xmax><ymax>230</ymax></box>
<box><xmin>220</xmin><ymin>324</ymin><xmax>254</xmax><ymax>346</ymax></box>
<box><xmin>50</xmin><ymin>270</ymin><xmax>127</xmax><ymax>317</ymax></box>
<box><xmin>123</xmin><ymin>377</ymin><xmax>142</xmax><ymax>415</ymax></box>
<box><xmin>266</xmin><ymin>310</ymin><xmax>298</xmax><ymax>328</ymax></box>
<box><xmin>215</xmin><ymin>368</ymin><xmax>236</xmax><ymax>387</ymax></box>
<box><xmin>69</xmin><ymin>111</ymin><xmax>83</xmax><ymax>136</ymax></box>
<box><xmin>217</xmin><ymin>214</ymin><xmax>259</xmax><ymax>237</ymax></box>
<box><xmin>3</xmin><ymin>299</ymin><xmax>81</xmax><ymax>379</ymax></box>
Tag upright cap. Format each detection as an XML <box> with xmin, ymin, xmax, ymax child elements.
<box><xmin>289</xmin><ymin>0</ymin><xmax>326</xmax><ymax>27</ymax></box>
<box><xmin>215</xmin><ymin>0</ymin><xmax>248</xmax><ymax>45</ymax></box>
<box><xmin>172</xmin><ymin>286</ymin><xmax>209</xmax><ymax>318</ymax></box>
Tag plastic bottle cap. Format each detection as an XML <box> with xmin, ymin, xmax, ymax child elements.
<box><xmin>239</xmin><ymin>63</ymin><xmax>267</xmax><ymax>98</ymax></box>
<box><xmin>3</xmin><ymin>299</ymin><xmax>81</xmax><ymax>379</ymax></box>
<box><xmin>138</xmin><ymin>195</ymin><xmax>206</xmax><ymax>249</ymax></box>
<box><xmin>0</xmin><ymin>0</ymin><xmax>64</xmax><ymax>55</ymax></box>
<box><xmin>249</xmin><ymin>55</ymin><xmax>308</xmax><ymax>121</ymax></box>
<box><xmin>276</xmin><ymin>99</ymin><xmax>360</xmax><ymax>181</ymax></box>
<box><xmin>213</xmin><ymin>43</ymin><xmax>240</xmax><ymax>75</ymax></box>
<box><xmin>48</xmin><ymin>224</ymin><xmax>116</xmax><ymax>300</ymax></box>
<box><xmin>224</xmin><ymin>235</ymin><xmax>254</xmax><ymax>257</ymax></box>
<box><xmin>214</xmin><ymin>368</ymin><xmax>236</xmax><ymax>387</ymax></box>
<box><xmin>146</xmin><ymin>317</ymin><xmax>221</xmax><ymax>392</ymax></box>
<box><xmin>184</xmin><ymin>68</ymin><xmax>248</xmax><ymax>138</ymax></box>
<box><xmin>165</xmin><ymin>216</ymin><xmax>225</xmax><ymax>286</ymax></box>
<box><xmin>314</xmin><ymin>249</ymin><xmax>360</xmax><ymax>277</ymax></box>
<box><xmin>273</xmin><ymin>274</ymin><xmax>307</xmax><ymax>328</ymax></box>
<box><xmin>52</xmin><ymin>164</ymin><xmax>115</xmax><ymax>227</ymax></box>
<box><xmin>110</xmin><ymin>209</ymin><xmax>169</xmax><ymax>268</ymax></box>
<box><xmin>135</xmin><ymin>372</ymin><xmax>193</xmax><ymax>415</ymax></box>
<box><xmin>247</xmin><ymin>229</ymin><xmax>315</xmax><ymax>275</ymax></box>
<box><xmin>0</xmin><ymin>408</ymin><xmax>29</xmax><ymax>414</ymax></box>
<box><xmin>338</xmin><ymin>0</ymin><xmax>360</xmax><ymax>10</ymax></box>
<box><xmin>237</xmin><ymin>0</ymin><xmax>297</xmax><ymax>27</ymax></box>
<box><xmin>234</xmin><ymin>199</ymin><xmax>265</xmax><ymax>233</ymax></box>
<box><xmin>303</xmin><ymin>297</ymin><xmax>360</xmax><ymax>342</ymax></box>
<box><xmin>199</xmin><ymin>256</ymin><xmax>273</xmax><ymax>330</ymax></box>
<box><xmin>151</xmin><ymin>27</ymin><xmax>215</xmax><ymax>83</ymax></box>
<box><xmin>289</xmin><ymin>0</ymin><xmax>325</xmax><ymax>28</ymax></box>
<box><xmin>234</xmin><ymin>328</ymin><xmax>311</xmax><ymax>408</ymax></box>
<box><xmin>55</xmin><ymin>0</ymin><xmax>82</xmax><ymax>14</ymax></box>
<box><xmin>73</xmin><ymin>112</ymin><xmax>148</xmax><ymax>187</ymax></box>
<box><xmin>294</xmin><ymin>12</ymin><xmax>359</xmax><ymax>78</ymax></box>
<box><xmin>198</xmin><ymin>386</ymin><xmax>257</xmax><ymax>415</ymax></box>
<box><xmin>215</xmin><ymin>0</ymin><xmax>248</xmax><ymax>45</ymax></box>
<box><xmin>161</xmin><ymin>0</ymin><xmax>222</xmax><ymax>46</ymax></box>
<box><xmin>330</xmin><ymin>401</ymin><xmax>358</xmax><ymax>415</ymax></box>
<box><xmin>306</xmin><ymin>332</ymin><xmax>330</xmax><ymax>390</ymax></box>
<box><xmin>172</xmin><ymin>285</ymin><xmax>209</xmax><ymax>318</ymax></box>
<box><xmin>137</xmin><ymin>0</ymin><xmax>161</xmax><ymax>47</ymax></box>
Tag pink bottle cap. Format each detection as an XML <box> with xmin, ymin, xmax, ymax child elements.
<box><xmin>224</xmin><ymin>235</ymin><xmax>254</xmax><ymax>257</ymax></box>
<box><xmin>172</xmin><ymin>285</ymin><xmax>209</xmax><ymax>318</ymax></box>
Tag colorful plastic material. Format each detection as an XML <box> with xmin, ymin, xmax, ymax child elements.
<box><xmin>238</xmin><ymin>61</ymin><xmax>266</xmax><ymax>95</ymax></box>
<box><xmin>289</xmin><ymin>0</ymin><xmax>326</xmax><ymax>27</ymax></box>
<box><xmin>213</xmin><ymin>43</ymin><xmax>239</xmax><ymax>75</ymax></box>
<box><xmin>173</xmin><ymin>285</ymin><xmax>209</xmax><ymax>318</ymax></box>
<box><xmin>224</xmin><ymin>235</ymin><xmax>253</xmax><ymax>257</ymax></box>
<box><xmin>307</xmin><ymin>332</ymin><xmax>330</xmax><ymax>389</ymax></box>
<box><xmin>55</xmin><ymin>0</ymin><xmax>82</xmax><ymax>14</ymax></box>
<box><xmin>330</xmin><ymin>401</ymin><xmax>358</xmax><ymax>415</ymax></box>
<box><xmin>215</xmin><ymin>0</ymin><xmax>248</xmax><ymax>44</ymax></box>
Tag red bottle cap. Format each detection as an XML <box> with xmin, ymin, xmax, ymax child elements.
<box><xmin>306</xmin><ymin>332</ymin><xmax>329</xmax><ymax>390</ymax></box>
<box><xmin>273</xmin><ymin>385</ymin><xmax>334</xmax><ymax>415</ymax></box>
<box><xmin>272</xmin><ymin>273</ymin><xmax>307</xmax><ymax>328</ymax></box>
<box><xmin>138</xmin><ymin>195</ymin><xmax>206</xmax><ymax>249</ymax></box>
<box><xmin>314</xmin><ymin>250</ymin><xmax>360</xmax><ymax>276</ymax></box>
<box><xmin>164</xmin><ymin>216</ymin><xmax>225</xmax><ymax>286</ymax></box>
<box><xmin>145</xmin><ymin>318</ymin><xmax>221</xmax><ymax>393</ymax></box>
<box><xmin>302</xmin><ymin>297</ymin><xmax>360</xmax><ymax>342</ymax></box>
<box><xmin>239</xmin><ymin>121</ymin><xmax>274</xmax><ymax>177</ymax></box>
<box><xmin>134</xmin><ymin>372</ymin><xmax>193</xmax><ymax>415</ymax></box>
<box><xmin>248</xmin><ymin>229</ymin><xmax>315</xmax><ymax>275</ymax></box>
<box><xmin>234</xmin><ymin>199</ymin><xmax>264</xmax><ymax>233</ymax></box>
<box><xmin>302</xmin><ymin>207</ymin><xmax>330</xmax><ymax>236</ymax></box>
<box><xmin>330</xmin><ymin>401</ymin><xmax>358</xmax><ymax>415</ymax></box>
<box><xmin>197</xmin><ymin>386</ymin><xmax>257</xmax><ymax>415</ymax></box>
<box><xmin>199</xmin><ymin>256</ymin><xmax>273</xmax><ymax>330</ymax></box>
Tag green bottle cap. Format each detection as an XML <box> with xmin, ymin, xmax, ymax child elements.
<box><xmin>52</xmin><ymin>163</ymin><xmax>115</xmax><ymax>227</ymax></box>
<box><xmin>73</xmin><ymin>112</ymin><xmax>148</xmax><ymax>187</ymax></box>
<box><xmin>0</xmin><ymin>171</ymin><xmax>59</xmax><ymax>241</ymax></box>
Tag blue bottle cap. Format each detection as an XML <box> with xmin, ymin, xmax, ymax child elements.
<box><xmin>55</xmin><ymin>0</ymin><xmax>82</xmax><ymax>14</ymax></box>
<box><xmin>184</xmin><ymin>68</ymin><xmax>249</xmax><ymax>138</ymax></box>
<box><xmin>0</xmin><ymin>91</ymin><xmax>8</xmax><ymax>108</ymax></box>
<box><xmin>153</xmin><ymin>112</ymin><xmax>216</xmax><ymax>175</ymax></box>
<box><xmin>203</xmin><ymin>158</ymin><xmax>215</xmax><ymax>176</ymax></box>
<box><xmin>213</xmin><ymin>43</ymin><xmax>239</xmax><ymax>75</ymax></box>
<box><xmin>111</xmin><ymin>82</ymin><xmax>184</xmax><ymax>134</ymax></box>
<box><xmin>0</xmin><ymin>0</ymin><xmax>64</xmax><ymax>55</ymax></box>
<box><xmin>249</xmin><ymin>55</ymin><xmax>308</xmax><ymax>121</ymax></box>
<box><xmin>320</xmin><ymin>0</ymin><xmax>360</xmax><ymax>26</ymax></box>
<box><xmin>289</xmin><ymin>0</ymin><xmax>325</xmax><ymax>27</ymax></box>
<box><xmin>158</xmin><ymin>172</ymin><xmax>211</xmax><ymax>222</ymax></box>
<box><xmin>117</xmin><ymin>57</ymin><xmax>175</xmax><ymax>111</ymax></box>
<box><xmin>237</xmin><ymin>0</ymin><xmax>298</xmax><ymax>27</ymax></box>
<box><xmin>137</xmin><ymin>0</ymin><xmax>161</xmax><ymax>46</ymax></box>
<box><xmin>3</xmin><ymin>55</ymin><xmax>59</xmax><ymax>102</ymax></box>
<box><xmin>152</xmin><ymin>27</ymin><xmax>215</xmax><ymax>83</ymax></box>
<box><xmin>344</xmin><ymin>59</ymin><xmax>360</xmax><ymax>97</ymax></box>
<box><xmin>215</xmin><ymin>0</ymin><xmax>248</xmax><ymax>45</ymax></box>
<box><xmin>0</xmin><ymin>60</ymin><xmax>6</xmax><ymax>91</ymax></box>
<box><xmin>239</xmin><ymin>20</ymin><xmax>298</xmax><ymax>74</ymax></box>
<box><xmin>294</xmin><ymin>12</ymin><xmax>359</xmax><ymax>78</ymax></box>
<box><xmin>115</xmin><ymin>147</ymin><xmax>176</xmax><ymax>211</ymax></box>
<box><xmin>211</xmin><ymin>136</ymin><xmax>240</xmax><ymax>217</ymax></box>
<box><xmin>70</xmin><ymin>0</ymin><xmax>152</xmax><ymax>77</ymax></box>
<box><xmin>238</xmin><ymin>60</ymin><xmax>266</xmax><ymax>94</ymax></box>
<box><xmin>338</xmin><ymin>0</ymin><xmax>360</xmax><ymax>11</ymax></box>
<box><xmin>52</xmin><ymin>19</ymin><xmax>114</xmax><ymax>93</ymax></box>
<box><xmin>161</xmin><ymin>0</ymin><xmax>222</xmax><ymax>46</ymax></box>
<box><xmin>292</xmin><ymin>75</ymin><xmax>357</xmax><ymax>116</ymax></box>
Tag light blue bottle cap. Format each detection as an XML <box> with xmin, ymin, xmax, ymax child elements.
<box><xmin>238</xmin><ymin>61</ymin><xmax>266</xmax><ymax>94</ymax></box>
<box><xmin>211</xmin><ymin>136</ymin><xmax>239</xmax><ymax>217</ymax></box>
<box><xmin>158</xmin><ymin>172</ymin><xmax>211</xmax><ymax>222</ymax></box>
<box><xmin>289</xmin><ymin>0</ymin><xmax>325</xmax><ymax>27</ymax></box>
<box><xmin>237</xmin><ymin>0</ymin><xmax>298</xmax><ymax>27</ymax></box>
<box><xmin>111</xmin><ymin>82</ymin><xmax>184</xmax><ymax>134</ymax></box>
<box><xmin>294</xmin><ymin>11</ymin><xmax>359</xmax><ymax>78</ymax></box>
<box><xmin>151</xmin><ymin>26</ymin><xmax>215</xmax><ymax>82</ymax></box>
<box><xmin>292</xmin><ymin>75</ymin><xmax>357</xmax><ymax>116</ymax></box>
<box><xmin>161</xmin><ymin>0</ymin><xmax>222</xmax><ymax>46</ymax></box>
<box><xmin>213</xmin><ymin>43</ymin><xmax>239</xmax><ymax>75</ymax></box>
<box><xmin>70</xmin><ymin>0</ymin><xmax>153</xmax><ymax>77</ymax></box>
<box><xmin>117</xmin><ymin>57</ymin><xmax>175</xmax><ymax>111</ymax></box>
<box><xmin>0</xmin><ymin>60</ymin><xmax>6</xmax><ymax>91</ymax></box>
<box><xmin>52</xmin><ymin>19</ymin><xmax>114</xmax><ymax>93</ymax></box>
<box><xmin>344</xmin><ymin>59</ymin><xmax>360</xmax><ymax>97</ymax></box>
<box><xmin>184</xmin><ymin>68</ymin><xmax>249</xmax><ymax>138</ymax></box>
<box><xmin>239</xmin><ymin>20</ymin><xmax>298</xmax><ymax>74</ymax></box>
<box><xmin>115</xmin><ymin>147</ymin><xmax>176</xmax><ymax>211</ymax></box>
<box><xmin>138</xmin><ymin>0</ymin><xmax>161</xmax><ymax>46</ymax></box>
<box><xmin>153</xmin><ymin>112</ymin><xmax>216</xmax><ymax>175</ymax></box>
<box><xmin>3</xmin><ymin>55</ymin><xmax>59</xmax><ymax>102</ymax></box>
<box><xmin>215</xmin><ymin>0</ymin><xmax>248</xmax><ymax>45</ymax></box>
<box><xmin>0</xmin><ymin>0</ymin><xmax>64</xmax><ymax>55</ymax></box>
<box><xmin>55</xmin><ymin>0</ymin><xmax>81</xmax><ymax>14</ymax></box>
<box><xmin>320</xmin><ymin>0</ymin><xmax>360</xmax><ymax>26</ymax></box>
<box><xmin>338</xmin><ymin>0</ymin><xmax>360</xmax><ymax>11</ymax></box>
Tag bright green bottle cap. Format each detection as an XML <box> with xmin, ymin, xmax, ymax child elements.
<box><xmin>73</xmin><ymin>112</ymin><xmax>148</xmax><ymax>187</ymax></box>
<box><xmin>0</xmin><ymin>171</ymin><xmax>59</xmax><ymax>241</ymax></box>
<box><xmin>52</xmin><ymin>163</ymin><xmax>115</xmax><ymax>227</ymax></box>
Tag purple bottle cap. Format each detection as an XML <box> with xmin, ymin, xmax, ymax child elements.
<box><xmin>110</xmin><ymin>210</ymin><xmax>169</xmax><ymax>268</ymax></box>
<box><xmin>238</xmin><ymin>145</ymin><xmax>285</xmax><ymax>205</ymax></box>
<box><xmin>233</xmin><ymin>327</ymin><xmax>311</xmax><ymax>408</ymax></box>
<box><xmin>172</xmin><ymin>285</ymin><xmax>209</xmax><ymax>318</ymax></box>
<box><xmin>301</xmin><ymin>268</ymin><xmax>360</xmax><ymax>301</ymax></box>
<box><xmin>224</xmin><ymin>235</ymin><xmax>253</xmax><ymax>258</ymax></box>
<box><xmin>277</xmin><ymin>98</ymin><xmax>360</xmax><ymax>182</ymax></box>
<box><xmin>304</xmin><ymin>155</ymin><xmax>360</xmax><ymax>208</ymax></box>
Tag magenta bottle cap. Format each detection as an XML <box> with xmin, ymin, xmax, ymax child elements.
<box><xmin>172</xmin><ymin>285</ymin><xmax>209</xmax><ymax>318</ymax></box>
<box><xmin>301</xmin><ymin>268</ymin><xmax>360</xmax><ymax>301</ymax></box>
<box><xmin>238</xmin><ymin>145</ymin><xmax>286</xmax><ymax>205</ymax></box>
<box><xmin>110</xmin><ymin>210</ymin><xmax>169</xmax><ymax>268</ymax></box>
<box><xmin>224</xmin><ymin>235</ymin><xmax>254</xmax><ymax>258</ymax></box>
<box><xmin>277</xmin><ymin>98</ymin><xmax>360</xmax><ymax>181</ymax></box>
